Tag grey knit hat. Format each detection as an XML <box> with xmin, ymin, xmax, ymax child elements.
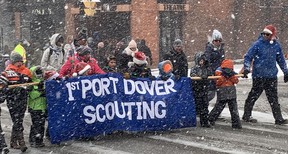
<box><xmin>173</xmin><ymin>39</ymin><xmax>183</xmax><ymax>46</ymax></box>
<box><xmin>10</xmin><ymin>52</ymin><xmax>23</xmax><ymax>64</ymax></box>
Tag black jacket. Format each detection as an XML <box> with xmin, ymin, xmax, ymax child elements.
<box><xmin>163</xmin><ymin>49</ymin><xmax>188</xmax><ymax>77</ymax></box>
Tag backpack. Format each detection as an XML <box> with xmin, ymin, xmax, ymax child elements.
<box><xmin>47</xmin><ymin>48</ymin><xmax>65</xmax><ymax>64</ymax></box>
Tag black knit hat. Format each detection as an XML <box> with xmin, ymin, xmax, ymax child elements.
<box><xmin>78</xmin><ymin>47</ymin><xmax>92</xmax><ymax>56</ymax></box>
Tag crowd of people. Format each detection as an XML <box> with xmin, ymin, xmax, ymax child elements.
<box><xmin>0</xmin><ymin>24</ymin><xmax>287</xmax><ymax>153</ymax></box>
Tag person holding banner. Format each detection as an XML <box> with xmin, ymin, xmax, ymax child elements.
<box><xmin>242</xmin><ymin>25</ymin><xmax>288</xmax><ymax>125</ymax></box>
<box><xmin>27</xmin><ymin>66</ymin><xmax>46</xmax><ymax>148</ymax></box>
<box><xmin>157</xmin><ymin>60</ymin><xmax>175</xmax><ymax>80</ymax></box>
<box><xmin>127</xmin><ymin>52</ymin><xmax>153</xmax><ymax>79</ymax></box>
<box><xmin>3</xmin><ymin>52</ymin><xmax>32</xmax><ymax>152</ymax></box>
<box><xmin>118</xmin><ymin>40</ymin><xmax>138</xmax><ymax>74</ymax></box>
<box><xmin>208</xmin><ymin>59</ymin><xmax>242</xmax><ymax>129</ymax></box>
<box><xmin>190</xmin><ymin>52</ymin><xmax>213</xmax><ymax>128</ymax></box>
<box><xmin>59</xmin><ymin>46</ymin><xmax>105</xmax><ymax>78</ymax></box>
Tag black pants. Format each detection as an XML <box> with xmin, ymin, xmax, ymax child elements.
<box><xmin>0</xmin><ymin>108</ymin><xmax>7</xmax><ymax>149</ymax></box>
<box><xmin>242</xmin><ymin>78</ymin><xmax>284</xmax><ymax>122</ymax></box>
<box><xmin>209</xmin><ymin>98</ymin><xmax>241</xmax><ymax>127</ymax></box>
<box><xmin>194</xmin><ymin>95</ymin><xmax>209</xmax><ymax>126</ymax></box>
<box><xmin>29</xmin><ymin>110</ymin><xmax>46</xmax><ymax>144</ymax></box>
<box><xmin>6</xmin><ymin>96</ymin><xmax>27</xmax><ymax>138</ymax></box>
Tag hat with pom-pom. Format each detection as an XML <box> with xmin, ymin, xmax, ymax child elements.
<box><xmin>262</xmin><ymin>24</ymin><xmax>277</xmax><ymax>44</ymax></box>
<box><xmin>212</xmin><ymin>29</ymin><xmax>223</xmax><ymax>41</ymax></box>
<box><xmin>72</xmin><ymin>62</ymin><xmax>91</xmax><ymax>77</ymax></box>
<box><xmin>133</xmin><ymin>51</ymin><xmax>147</xmax><ymax>65</ymax></box>
<box><xmin>44</xmin><ymin>71</ymin><xmax>59</xmax><ymax>81</ymax></box>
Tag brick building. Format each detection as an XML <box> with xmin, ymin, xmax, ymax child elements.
<box><xmin>2</xmin><ymin>0</ymin><xmax>288</xmax><ymax>66</ymax></box>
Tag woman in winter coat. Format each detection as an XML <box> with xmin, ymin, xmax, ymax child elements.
<box><xmin>204</xmin><ymin>29</ymin><xmax>225</xmax><ymax>101</ymax></box>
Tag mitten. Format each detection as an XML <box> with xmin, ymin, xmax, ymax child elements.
<box><xmin>19</xmin><ymin>74</ymin><xmax>32</xmax><ymax>83</ymax></box>
<box><xmin>38</xmin><ymin>80</ymin><xmax>45</xmax><ymax>90</ymax></box>
<box><xmin>284</xmin><ymin>74</ymin><xmax>288</xmax><ymax>83</ymax></box>
<box><xmin>201</xmin><ymin>74</ymin><xmax>208</xmax><ymax>80</ymax></box>
<box><xmin>123</xmin><ymin>73</ymin><xmax>130</xmax><ymax>79</ymax></box>
<box><xmin>222</xmin><ymin>68</ymin><xmax>233</xmax><ymax>78</ymax></box>
<box><xmin>242</xmin><ymin>69</ymin><xmax>249</xmax><ymax>78</ymax></box>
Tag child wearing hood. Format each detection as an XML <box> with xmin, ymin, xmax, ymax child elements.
<box><xmin>208</xmin><ymin>59</ymin><xmax>242</xmax><ymax>129</ymax></box>
<box><xmin>190</xmin><ymin>52</ymin><xmax>214</xmax><ymax>127</ymax></box>
<box><xmin>103</xmin><ymin>55</ymin><xmax>117</xmax><ymax>73</ymax></box>
<box><xmin>157</xmin><ymin>60</ymin><xmax>175</xmax><ymax>80</ymax></box>
<box><xmin>27</xmin><ymin>66</ymin><xmax>46</xmax><ymax>147</ymax></box>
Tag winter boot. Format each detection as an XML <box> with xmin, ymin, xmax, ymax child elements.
<box><xmin>10</xmin><ymin>132</ymin><xmax>20</xmax><ymax>149</ymax></box>
<box><xmin>242</xmin><ymin>116</ymin><xmax>257</xmax><ymax>123</ymax></box>
<box><xmin>275</xmin><ymin>119</ymin><xmax>288</xmax><ymax>125</ymax></box>
<box><xmin>17</xmin><ymin>132</ymin><xmax>27</xmax><ymax>152</ymax></box>
<box><xmin>0</xmin><ymin>147</ymin><xmax>9</xmax><ymax>154</ymax></box>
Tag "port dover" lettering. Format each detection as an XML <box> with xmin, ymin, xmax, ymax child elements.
<box><xmin>65</xmin><ymin>78</ymin><xmax>177</xmax><ymax>101</ymax></box>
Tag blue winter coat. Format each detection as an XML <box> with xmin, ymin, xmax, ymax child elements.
<box><xmin>244</xmin><ymin>35</ymin><xmax>288</xmax><ymax>78</ymax></box>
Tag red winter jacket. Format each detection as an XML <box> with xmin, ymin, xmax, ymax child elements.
<box><xmin>59</xmin><ymin>54</ymin><xmax>105</xmax><ymax>78</ymax></box>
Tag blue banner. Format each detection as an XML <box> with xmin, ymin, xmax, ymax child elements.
<box><xmin>45</xmin><ymin>73</ymin><xmax>196</xmax><ymax>144</ymax></box>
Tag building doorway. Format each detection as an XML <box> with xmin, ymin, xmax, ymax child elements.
<box><xmin>159</xmin><ymin>11</ymin><xmax>184</xmax><ymax>61</ymax></box>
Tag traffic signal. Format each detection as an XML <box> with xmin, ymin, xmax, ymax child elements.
<box><xmin>83</xmin><ymin>0</ymin><xmax>97</xmax><ymax>16</ymax></box>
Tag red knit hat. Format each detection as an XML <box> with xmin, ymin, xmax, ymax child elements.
<box><xmin>133</xmin><ymin>52</ymin><xmax>147</xmax><ymax>65</ymax></box>
<box><xmin>263</xmin><ymin>25</ymin><xmax>277</xmax><ymax>43</ymax></box>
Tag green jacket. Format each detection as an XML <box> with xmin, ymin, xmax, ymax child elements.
<box><xmin>28</xmin><ymin>66</ymin><xmax>46</xmax><ymax>112</ymax></box>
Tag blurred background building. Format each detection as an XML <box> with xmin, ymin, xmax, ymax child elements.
<box><xmin>1</xmin><ymin>0</ymin><xmax>288</xmax><ymax>66</ymax></box>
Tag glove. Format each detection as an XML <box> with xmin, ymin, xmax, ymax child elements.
<box><xmin>242</xmin><ymin>69</ymin><xmax>249</xmax><ymax>78</ymax></box>
<box><xmin>222</xmin><ymin>68</ymin><xmax>234</xmax><ymax>78</ymax></box>
<box><xmin>284</xmin><ymin>74</ymin><xmax>288</xmax><ymax>83</ymax></box>
<box><xmin>201</xmin><ymin>74</ymin><xmax>208</xmax><ymax>80</ymax></box>
<box><xmin>19</xmin><ymin>74</ymin><xmax>31</xmax><ymax>83</ymax></box>
<box><xmin>38</xmin><ymin>80</ymin><xmax>45</xmax><ymax>90</ymax></box>
<box><xmin>123</xmin><ymin>72</ymin><xmax>130</xmax><ymax>79</ymax></box>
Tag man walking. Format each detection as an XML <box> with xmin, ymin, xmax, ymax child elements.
<box><xmin>242</xmin><ymin>25</ymin><xmax>288</xmax><ymax>125</ymax></box>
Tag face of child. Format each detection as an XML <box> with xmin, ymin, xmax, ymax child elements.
<box><xmin>14</xmin><ymin>61</ymin><xmax>23</xmax><ymax>68</ymax></box>
<box><xmin>199</xmin><ymin>59</ymin><xmax>205</xmax><ymax>66</ymax></box>
<box><xmin>108</xmin><ymin>60</ymin><xmax>116</xmax><ymax>68</ymax></box>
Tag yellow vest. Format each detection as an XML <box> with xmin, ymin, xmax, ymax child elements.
<box><xmin>14</xmin><ymin>44</ymin><xmax>27</xmax><ymax>63</ymax></box>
